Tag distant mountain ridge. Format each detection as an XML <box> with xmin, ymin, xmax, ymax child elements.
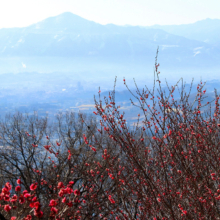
<box><xmin>0</xmin><ymin>12</ymin><xmax>219</xmax><ymax>74</ymax></box>
<box><xmin>0</xmin><ymin>12</ymin><xmax>207</xmax><ymax>57</ymax></box>
<box><xmin>28</xmin><ymin>12</ymin><xmax>106</xmax><ymax>34</ymax></box>
<box><xmin>145</xmin><ymin>18</ymin><xmax>220</xmax><ymax>47</ymax></box>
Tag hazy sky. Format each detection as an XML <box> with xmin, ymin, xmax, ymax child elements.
<box><xmin>0</xmin><ymin>0</ymin><xmax>220</xmax><ymax>28</ymax></box>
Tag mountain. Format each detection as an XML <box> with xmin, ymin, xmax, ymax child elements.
<box><xmin>0</xmin><ymin>12</ymin><xmax>218</xmax><ymax>81</ymax></box>
<box><xmin>146</xmin><ymin>18</ymin><xmax>220</xmax><ymax>47</ymax></box>
<box><xmin>0</xmin><ymin>12</ymin><xmax>206</xmax><ymax>57</ymax></box>
<box><xmin>0</xmin><ymin>13</ymin><xmax>218</xmax><ymax>60</ymax></box>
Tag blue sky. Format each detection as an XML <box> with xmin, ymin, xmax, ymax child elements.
<box><xmin>0</xmin><ymin>0</ymin><xmax>220</xmax><ymax>28</ymax></box>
